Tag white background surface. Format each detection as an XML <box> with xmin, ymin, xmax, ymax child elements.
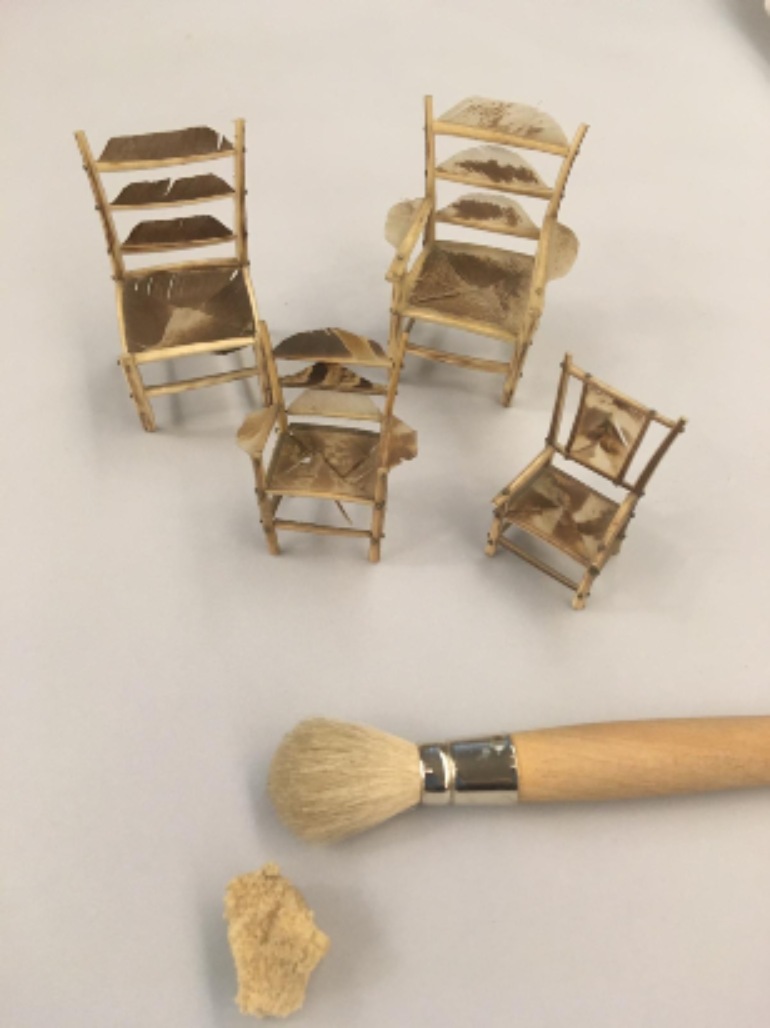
<box><xmin>2</xmin><ymin>2</ymin><xmax>769</xmax><ymax>1025</ymax></box>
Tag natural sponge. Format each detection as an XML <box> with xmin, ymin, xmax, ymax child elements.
<box><xmin>224</xmin><ymin>863</ymin><xmax>330</xmax><ymax>1018</ymax></box>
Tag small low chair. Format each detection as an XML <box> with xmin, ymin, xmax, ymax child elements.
<box><xmin>237</xmin><ymin>325</ymin><xmax>417</xmax><ymax>562</ymax></box>
<box><xmin>385</xmin><ymin>96</ymin><xmax>587</xmax><ymax>406</ymax></box>
<box><xmin>75</xmin><ymin>120</ymin><xmax>265</xmax><ymax>431</ymax></box>
<box><xmin>486</xmin><ymin>354</ymin><xmax>685</xmax><ymax>608</ymax></box>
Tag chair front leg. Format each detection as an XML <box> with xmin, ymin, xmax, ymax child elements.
<box><xmin>252</xmin><ymin>458</ymin><xmax>280</xmax><ymax>555</ymax></box>
<box><xmin>485</xmin><ymin>509</ymin><xmax>505</xmax><ymax>556</ymax></box>
<box><xmin>368</xmin><ymin>470</ymin><xmax>388</xmax><ymax>563</ymax></box>
<box><xmin>501</xmin><ymin>340</ymin><xmax>530</xmax><ymax>408</ymax></box>
<box><xmin>119</xmin><ymin>355</ymin><xmax>156</xmax><ymax>432</ymax></box>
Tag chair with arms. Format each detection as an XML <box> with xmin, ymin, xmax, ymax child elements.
<box><xmin>386</xmin><ymin>96</ymin><xmax>588</xmax><ymax>406</ymax></box>
<box><xmin>237</xmin><ymin>325</ymin><xmax>417</xmax><ymax>562</ymax></box>
<box><xmin>485</xmin><ymin>354</ymin><xmax>686</xmax><ymax>608</ymax></box>
<box><xmin>75</xmin><ymin>120</ymin><xmax>266</xmax><ymax>431</ymax></box>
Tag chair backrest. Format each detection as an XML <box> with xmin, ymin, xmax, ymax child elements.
<box><xmin>547</xmin><ymin>354</ymin><xmax>686</xmax><ymax>495</ymax></box>
<box><xmin>75</xmin><ymin>121</ymin><xmax>248</xmax><ymax>282</ymax></box>
<box><xmin>257</xmin><ymin>325</ymin><xmax>417</xmax><ymax>472</ymax></box>
<box><xmin>424</xmin><ymin>96</ymin><xmax>588</xmax><ymax>309</ymax></box>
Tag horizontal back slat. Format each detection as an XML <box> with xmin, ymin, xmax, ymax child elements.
<box><xmin>97</xmin><ymin>126</ymin><xmax>233</xmax><ymax>170</ymax></box>
<box><xmin>121</xmin><ymin>215</ymin><xmax>234</xmax><ymax>253</ymax></box>
<box><xmin>435</xmin><ymin>145</ymin><xmax>552</xmax><ymax>199</ymax></box>
<box><xmin>436</xmin><ymin>193</ymin><xmax>540</xmax><ymax>240</ymax></box>
<box><xmin>111</xmin><ymin>173</ymin><xmax>234</xmax><ymax>209</ymax></box>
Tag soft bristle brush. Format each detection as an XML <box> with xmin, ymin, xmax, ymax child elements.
<box><xmin>268</xmin><ymin>717</ymin><xmax>770</xmax><ymax>842</ymax></box>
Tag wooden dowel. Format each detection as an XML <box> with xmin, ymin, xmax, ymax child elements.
<box><xmin>124</xmin><ymin>257</ymin><xmax>241</xmax><ymax>278</ymax></box>
<box><xmin>265</xmin><ymin>488</ymin><xmax>372</xmax><ymax>506</ymax></box>
<box><xmin>134</xmin><ymin>336</ymin><xmax>256</xmax><ymax>363</ymax></box>
<box><xmin>497</xmin><ymin>537</ymin><xmax>578</xmax><ymax>589</ymax></box>
<box><xmin>75</xmin><ymin>130</ymin><xmax>124</xmax><ymax>279</ymax></box>
<box><xmin>424</xmin><ymin>96</ymin><xmax>436</xmax><ymax>247</ymax></box>
<box><xmin>433</xmin><ymin>121</ymin><xmax>569</xmax><ymax>156</ymax></box>
<box><xmin>545</xmin><ymin>354</ymin><xmax>573</xmax><ymax>445</ymax></box>
<box><xmin>273</xmin><ymin>520</ymin><xmax>371</xmax><ymax>538</ymax></box>
<box><xmin>234</xmin><ymin>118</ymin><xmax>248</xmax><ymax>265</ymax></box>
<box><xmin>145</xmin><ymin>366</ymin><xmax>260</xmax><ymax>397</ymax></box>
<box><xmin>402</xmin><ymin>307</ymin><xmax>519</xmax><ymax>344</ymax></box>
<box><xmin>435</xmin><ymin>210</ymin><xmax>540</xmax><ymax>240</ymax></box>
<box><xmin>435</xmin><ymin>169</ymin><xmax>552</xmax><ymax>200</ymax></box>
<box><xmin>121</xmin><ymin>232</ymin><xmax>236</xmax><ymax>255</ymax></box>
<box><xmin>95</xmin><ymin>150</ymin><xmax>235</xmax><ymax>172</ymax></box>
<box><xmin>405</xmin><ymin>342</ymin><xmax>509</xmax><ymax>374</ymax></box>
<box><xmin>109</xmin><ymin>193</ymin><xmax>233</xmax><ymax>212</ymax></box>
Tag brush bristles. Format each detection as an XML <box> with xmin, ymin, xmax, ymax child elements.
<box><xmin>268</xmin><ymin>719</ymin><xmax>422</xmax><ymax>842</ymax></box>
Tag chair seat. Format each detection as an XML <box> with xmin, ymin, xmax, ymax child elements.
<box><xmin>121</xmin><ymin>265</ymin><xmax>255</xmax><ymax>354</ymax></box>
<box><xmin>267</xmin><ymin>425</ymin><xmax>381</xmax><ymax>503</ymax></box>
<box><xmin>404</xmin><ymin>241</ymin><xmax>534</xmax><ymax>338</ymax></box>
<box><xmin>501</xmin><ymin>465</ymin><xmax>618</xmax><ymax>564</ymax></box>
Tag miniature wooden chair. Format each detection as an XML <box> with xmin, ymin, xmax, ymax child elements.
<box><xmin>385</xmin><ymin>96</ymin><xmax>588</xmax><ymax>406</ymax></box>
<box><xmin>486</xmin><ymin>354</ymin><xmax>685</xmax><ymax>608</ymax></box>
<box><xmin>237</xmin><ymin>325</ymin><xmax>417</xmax><ymax>562</ymax></box>
<box><xmin>75</xmin><ymin>121</ymin><xmax>265</xmax><ymax>431</ymax></box>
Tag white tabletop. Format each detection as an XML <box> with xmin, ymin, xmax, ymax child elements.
<box><xmin>2</xmin><ymin>1</ymin><xmax>769</xmax><ymax>1025</ymax></box>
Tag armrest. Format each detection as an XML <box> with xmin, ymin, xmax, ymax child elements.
<box><xmin>380</xmin><ymin>416</ymin><xmax>418</xmax><ymax>469</ymax></box>
<box><xmin>546</xmin><ymin>222</ymin><xmax>579</xmax><ymax>282</ymax></box>
<box><xmin>236</xmin><ymin>405</ymin><xmax>280</xmax><ymax>459</ymax></box>
<box><xmin>385</xmin><ymin>197</ymin><xmax>433</xmax><ymax>283</ymax></box>
<box><xmin>492</xmin><ymin>446</ymin><xmax>555</xmax><ymax>508</ymax></box>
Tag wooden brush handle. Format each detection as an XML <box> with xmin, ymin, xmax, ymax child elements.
<box><xmin>512</xmin><ymin>717</ymin><xmax>770</xmax><ymax>803</ymax></box>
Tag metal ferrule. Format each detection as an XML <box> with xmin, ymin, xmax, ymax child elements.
<box><xmin>418</xmin><ymin>736</ymin><xmax>519</xmax><ymax>806</ymax></box>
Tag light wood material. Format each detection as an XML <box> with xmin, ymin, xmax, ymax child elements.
<box><xmin>145</xmin><ymin>365</ymin><xmax>260</xmax><ymax>397</ymax></box>
<box><xmin>435</xmin><ymin>145</ymin><xmax>552</xmax><ymax>199</ymax></box>
<box><xmin>487</xmin><ymin>353</ymin><xmax>686</xmax><ymax>608</ymax></box>
<box><xmin>237</xmin><ymin>324</ymin><xmax>416</xmax><ymax>561</ymax></box>
<box><xmin>436</xmin><ymin>96</ymin><xmax>570</xmax><ymax>150</ymax></box>
<box><xmin>110</xmin><ymin>173</ymin><xmax>234</xmax><ymax>209</ymax></box>
<box><xmin>76</xmin><ymin>119</ymin><xmax>266</xmax><ymax>430</ymax></box>
<box><xmin>514</xmin><ymin>718</ymin><xmax>770</xmax><ymax>803</ymax></box>
<box><xmin>96</xmin><ymin>126</ymin><xmax>234</xmax><ymax>170</ymax></box>
<box><xmin>385</xmin><ymin>95</ymin><xmax>588</xmax><ymax>405</ymax></box>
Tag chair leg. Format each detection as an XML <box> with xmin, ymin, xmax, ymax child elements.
<box><xmin>572</xmin><ymin>566</ymin><xmax>599</xmax><ymax>610</ymax></box>
<box><xmin>485</xmin><ymin>511</ymin><xmax>504</xmax><ymax>556</ymax></box>
<box><xmin>252</xmin><ymin>460</ymin><xmax>280</xmax><ymax>555</ymax></box>
<box><xmin>252</xmin><ymin>337</ymin><xmax>272</xmax><ymax>407</ymax></box>
<box><xmin>501</xmin><ymin>341</ymin><xmax>530</xmax><ymax>408</ymax></box>
<box><xmin>120</xmin><ymin>356</ymin><xmax>156</xmax><ymax>432</ymax></box>
<box><xmin>368</xmin><ymin>475</ymin><xmax>388</xmax><ymax>563</ymax></box>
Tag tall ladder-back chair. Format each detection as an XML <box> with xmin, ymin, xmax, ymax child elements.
<box><xmin>75</xmin><ymin>121</ymin><xmax>265</xmax><ymax>431</ymax></box>
<box><xmin>486</xmin><ymin>354</ymin><xmax>686</xmax><ymax>608</ymax></box>
<box><xmin>237</xmin><ymin>325</ymin><xmax>417</xmax><ymax>562</ymax></box>
<box><xmin>386</xmin><ymin>96</ymin><xmax>588</xmax><ymax>406</ymax></box>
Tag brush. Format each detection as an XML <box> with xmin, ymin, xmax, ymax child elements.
<box><xmin>268</xmin><ymin>716</ymin><xmax>770</xmax><ymax>841</ymax></box>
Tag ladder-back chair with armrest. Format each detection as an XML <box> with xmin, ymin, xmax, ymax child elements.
<box><xmin>75</xmin><ymin>120</ymin><xmax>266</xmax><ymax>431</ymax></box>
<box><xmin>486</xmin><ymin>354</ymin><xmax>686</xmax><ymax>608</ymax></box>
<box><xmin>237</xmin><ymin>325</ymin><xmax>417</xmax><ymax>562</ymax></box>
<box><xmin>386</xmin><ymin>96</ymin><xmax>587</xmax><ymax>406</ymax></box>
